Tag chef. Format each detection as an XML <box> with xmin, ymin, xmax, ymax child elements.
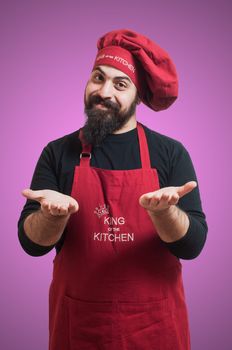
<box><xmin>18</xmin><ymin>29</ymin><xmax>208</xmax><ymax>349</ymax></box>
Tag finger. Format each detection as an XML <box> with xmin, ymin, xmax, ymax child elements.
<box><xmin>157</xmin><ymin>193</ymin><xmax>170</xmax><ymax>206</ymax></box>
<box><xmin>160</xmin><ymin>192</ymin><xmax>170</xmax><ymax>202</ymax></box>
<box><xmin>49</xmin><ymin>204</ymin><xmax>61</xmax><ymax>216</ymax></box>
<box><xmin>149</xmin><ymin>195</ymin><xmax>162</xmax><ymax>207</ymax></box>
<box><xmin>139</xmin><ymin>195</ymin><xmax>150</xmax><ymax>208</ymax></box>
<box><xmin>139</xmin><ymin>194</ymin><xmax>160</xmax><ymax>209</ymax></box>
<box><xmin>151</xmin><ymin>193</ymin><xmax>171</xmax><ymax>210</ymax></box>
<box><xmin>139</xmin><ymin>193</ymin><xmax>150</xmax><ymax>207</ymax></box>
<box><xmin>58</xmin><ymin>206</ymin><xmax>69</xmax><ymax>216</ymax></box>
<box><xmin>177</xmin><ymin>181</ymin><xmax>197</xmax><ymax>198</ymax></box>
<box><xmin>41</xmin><ymin>201</ymin><xmax>50</xmax><ymax>211</ymax></box>
<box><xmin>22</xmin><ymin>188</ymin><xmax>44</xmax><ymax>202</ymax></box>
<box><xmin>167</xmin><ymin>194</ymin><xmax>179</xmax><ymax>205</ymax></box>
<box><xmin>68</xmin><ymin>201</ymin><xmax>79</xmax><ymax>213</ymax></box>
<box><xmin>41</xmin><ymin>199</ymin><xmax>55</xmax><ymax>213</ymax></box>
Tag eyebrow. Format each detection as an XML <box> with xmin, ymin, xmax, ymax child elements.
<box><xmin>93</xmin><ymin>67</ymin><xmax>132</xmax><ymax>84</ymax></box>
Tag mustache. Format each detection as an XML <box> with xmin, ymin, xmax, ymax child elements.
<box><xmin>87</xmin><ymin>95</ymin><xmax>120</xmax><ymax>111</ymax></box>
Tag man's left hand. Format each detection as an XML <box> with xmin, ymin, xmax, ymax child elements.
<box><xmin>139</xmin><ymin>181</ymin><xmax>197</xmax><ymax>214</ymax></box>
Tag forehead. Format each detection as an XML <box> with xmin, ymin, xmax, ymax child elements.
<box><xmin>92</xmin><ymin>65</ymin><xmax>132</xmax><ymax>83</ymax></box>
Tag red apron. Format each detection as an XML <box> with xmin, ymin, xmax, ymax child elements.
<box><xmin>48</xmin><ymin>122</ymin><xmax>191</xmax><ymax>350</ymax></box>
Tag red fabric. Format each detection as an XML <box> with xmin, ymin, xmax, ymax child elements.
<box><xmin>93</xmin><ymin>29</ymin><xmax>179</xmax><ymax>112</ymax></box>
<box><xmin>49</xmin><ymin>123</ymin><xmax>190</xmax><ymax>349</ymax></box>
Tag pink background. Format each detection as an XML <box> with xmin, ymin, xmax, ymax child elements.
<box><xmin>1</xmin><ymin>0</ymin><xmax>231</xmax><ymax>349</ymax></box>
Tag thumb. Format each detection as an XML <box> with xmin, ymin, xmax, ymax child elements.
<box><xmin>177</xmin><ymin>181</ymin><xmax>197</xmax><ymax>198</ymax></box>
<box><xmin>21</xmin><ymin>188</ymin><xmax>44</xmax><ymax>202</ymax></box>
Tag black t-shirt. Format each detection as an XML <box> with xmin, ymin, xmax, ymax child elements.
<box><xmin>18</xmin><ymin>124</ymin><xmax>208</xmax><ymax>259</ymax></box>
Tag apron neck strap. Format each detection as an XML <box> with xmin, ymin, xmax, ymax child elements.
<box><xmin>79</xmin><ymin>129</ymin><xmax>92</xmax><ymax>167</ymax></box>
<box><xmin>79</xmin><ymin>123</ymin><xmax>151</xmax><ymax>169</ymax></box>
<box><xmin>137</xmin><ymin>122</ymin><xmax>151</xmax><ymax>169</ymax></box>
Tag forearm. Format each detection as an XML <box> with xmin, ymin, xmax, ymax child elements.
<box><xmin>164</xmin><ymin>214</ymin><xmax>208</xmax><ymax>259</ymax></box>
<box><xmin>23</xmin><ymin>209</ymin><xmax>70</xmax><ymax>246</ymax></box>
<box><xmin>148</xmin><ymin>205</ymin><xmax>190</xmax><ymax>243</ymax></box>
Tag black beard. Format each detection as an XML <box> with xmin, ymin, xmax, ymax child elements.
<box><xmin>82</xmin><ymin>94</ymin><xmax>137</xmax><ymax>146</ymax></box>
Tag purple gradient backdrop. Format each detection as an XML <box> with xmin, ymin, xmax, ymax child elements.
<box><xmin>1</xmin><ymin>0</ymin><xmax>231</xmax><ymax>349</ymax></box>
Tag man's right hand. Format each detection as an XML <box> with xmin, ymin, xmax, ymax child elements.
<box><xmin>22</xmin><ymin>189</ymin><xmax>79</xmax><ymax>219</ymax></box>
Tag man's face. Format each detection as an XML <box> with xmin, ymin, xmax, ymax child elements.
<box><xmin>83</xmin><ymin>65</ymin><xmax>139</xmax><ymax>146</ymax></box>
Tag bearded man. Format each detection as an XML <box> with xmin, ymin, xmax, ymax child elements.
<box><xmin>18</xmin><ymin>29</ymin><xmax>207</xmax><ymax>350</ymax></box>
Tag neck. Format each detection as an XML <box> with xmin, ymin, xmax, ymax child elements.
<box><xmin>112</xmin><ymin>115</ymin><xmax>137</xmax><ymax>134</ymax></box>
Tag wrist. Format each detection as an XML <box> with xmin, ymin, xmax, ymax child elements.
<box><xmin>148</xmin><ymin>205</ymin><xmax>176</xmax><ymax>218</ymax></box>
<box><xmin>39</xmin><ymin>209</ymin><xmax>70</xmax><ymax>223</ymax></box>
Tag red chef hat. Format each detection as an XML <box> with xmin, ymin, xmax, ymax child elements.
<box><xmin>92</xmin><ymin>29</ymin><xmax>178</xmax><ymax>111</ymax></box>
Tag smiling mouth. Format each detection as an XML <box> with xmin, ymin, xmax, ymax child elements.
<box><xmin>95</xmin><ymin>103</ymin><xmax>108</xmax><ymax>109</ymax></box>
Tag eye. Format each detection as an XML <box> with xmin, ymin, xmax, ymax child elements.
<box><xmin>93</xmin><ymin>73</ymin><xmax>104</xmax><ymax>83</ymax></box>
<box><xmin>115</xmin><ymin>81</ymin><xmax>127</xmax><ymax>90</ymax></box>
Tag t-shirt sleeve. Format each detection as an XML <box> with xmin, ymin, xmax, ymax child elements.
<box><xmin>18</xmin><ymin>143</ymin><xmax>60</xmax><ymax>256</ymax></box>
<box><xmin>163</xmin><ymin>142</ymin><xmax>208</xmax><ymax>259</ymax></box>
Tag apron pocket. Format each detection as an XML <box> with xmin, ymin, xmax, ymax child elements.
<box><xmin>64</xmin><ymin>295</ymin><xmax>114</xmax><ymax>350</ymax></box>
<box><xmin>117</xmin><ymin>299</ymin><xmax>178</xmax><ymax>350</ymax></box>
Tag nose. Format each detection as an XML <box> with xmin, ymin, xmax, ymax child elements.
<box><xmin>98</xmin><ymin>81</ymin><xmax>114</xmax><ymax>100</ymax></box>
